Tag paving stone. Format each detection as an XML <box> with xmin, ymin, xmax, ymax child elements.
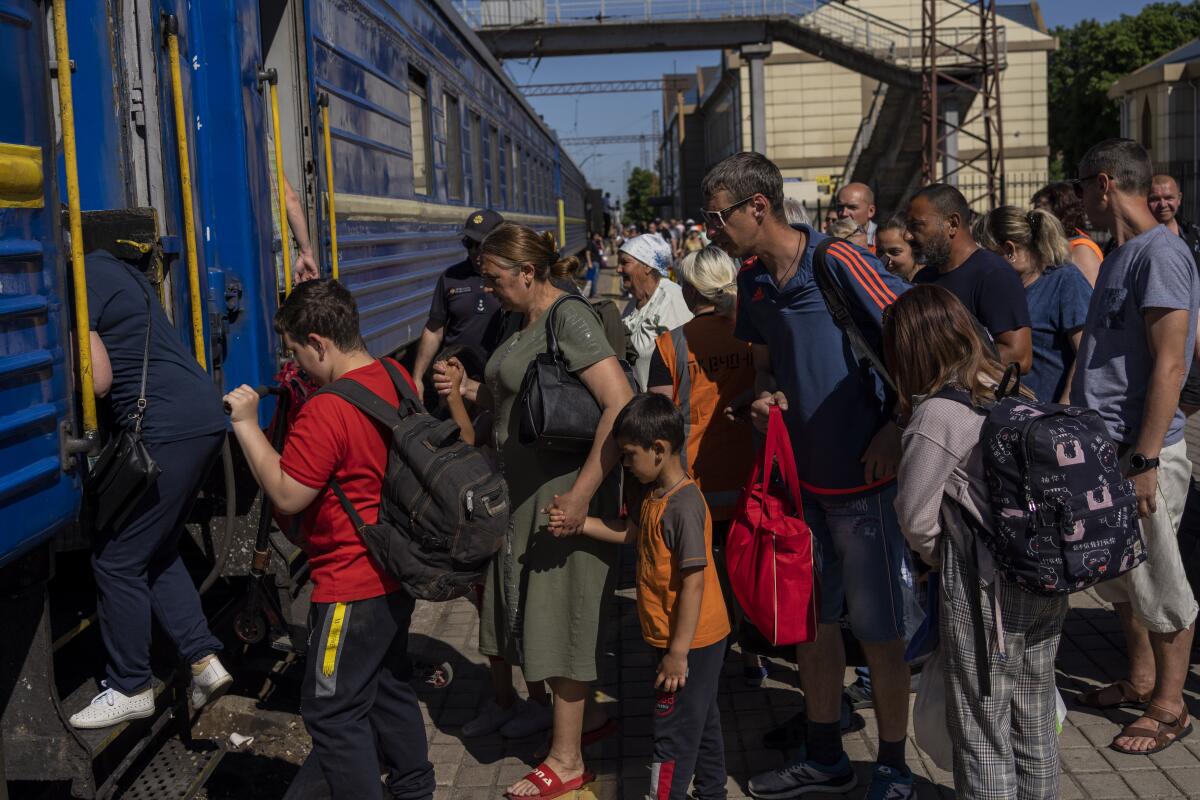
<box><xmin>1062</xmin><ymin>746</ymin><xmax>1117</xmax><ymax>773</ymax></box>
<box><xmin>1164</xmin><ymin>766</ymin><xmax>1200</xmax><ymax>794</ymax></box>
<box><xmin>1128</xmin><ymin>769</ymin><xmax>1184</xmax><ymax>798</ymax></box>
<box><xmin>1101</xmin><ymin>745</ymin><xmax>1162</xmax><ymax>771</ymax></box>
<box><xmin>1073</xmin><ymin>773</ymin><xmax>1133</xmax><ymax>798</ymax></box>
<box><xmin>1150</xmin><ymin>744</ymin><xmax>1200</xmax><ymax>769</ymax></box>
<box><xmin>454</xmin><ymin>763</ymin><xmax>500</xmax><ymax>787</ymax></box>
<box><xmin>1059</xmin><ymin>774</ymin><xmax>1086</xmax><ymax>800</ymax></box>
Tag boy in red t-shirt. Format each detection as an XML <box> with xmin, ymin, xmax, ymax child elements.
<box><xmin>225</xmin><ymin>280</ymin><xmax>434</xmax><ymax>800</ymax></box>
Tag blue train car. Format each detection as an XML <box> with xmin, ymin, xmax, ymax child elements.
<box><xmin>0</xmin><ymin>1</ymin><xmax>590</xmax><ymax>795</ymax></box>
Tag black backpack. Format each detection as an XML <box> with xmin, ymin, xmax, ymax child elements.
<box><xmin>320</xmin><ymin>360</ymin><xmax>509</xmax><ymax>601</ymax></box>
<box><xmin>938</xmin><ymin>369</ymin><xmax>1146</xmax><ymax>597</ymax></box>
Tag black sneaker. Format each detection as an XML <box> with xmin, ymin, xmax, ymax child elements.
<box><xmin>844</xmin><ymin>676</ymin><xmax>874</xmax><ymax>710</ymax></box>
<box><xmin>414</xmin><ymin>660</ymin><xmax>454</xmax><ymax>689</ymax></box>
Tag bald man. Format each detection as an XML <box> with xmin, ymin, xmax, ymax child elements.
<box><xmin>1149</xmin><ymin>174</ymin><xmax>1200</xmax><ymax>264</ymax></box>
<box><xmin>836</xmin><ymin>182</ymin><xmax>878</xmax><ymax>252</ymax></box>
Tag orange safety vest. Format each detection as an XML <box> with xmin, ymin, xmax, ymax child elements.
<box><xmin>653</xmin><ymin>314</ymin><xmax>756</xmax><ymax>521</ymax></box>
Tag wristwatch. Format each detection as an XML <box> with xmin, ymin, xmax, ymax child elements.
<box><xmin>1129</xmin><ymin>453</ymin><xmax>1160</xmax><ymax>473</ymax></box>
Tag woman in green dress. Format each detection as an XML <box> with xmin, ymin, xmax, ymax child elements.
<box><xmin>435</xmin><ymin>223</ymin><xmax>632</xmax><ymax>798</ymax></box>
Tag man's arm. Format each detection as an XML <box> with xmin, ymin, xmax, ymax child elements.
<box><xmin>994</xmin><ymin>327</ymin><xmax>1033</xmax><ymax>374</ymax></box>
<box><xmin>411</xmin><ymin>321</ymin><xmax>445</xmax><ymax>394</ymax></box>
<box><xmin>283</xmin><ymin>176</ymin><xmax>318</xmax><ymax>283</ymax></box>
<box><xmin>1131</xmin><ymin>307</ymin><xmax>1191</xmax><ymax>517</ymax></box>
<box><xmin>1058</xmin><ymin>329</ymin><xmax>1085</xmax><ymax>404</ymax></box>
<box><xmin>224</xmin><ymin>386</ymin><xmax>320</xmax><ymax>514</ymax></box>
<box><xmin>746</xmin><ymin>342</ymin><xmax>786</xmax><ymax>433</ymax></box>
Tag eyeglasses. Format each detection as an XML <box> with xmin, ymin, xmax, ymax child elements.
<box><xmin>1070</xmin><ymin>174</ymin><xmax>1102</xmax><ymax>199</ymax></box>
<box><xmin>700</xmin><ymin>195</ymin><xmax>755</xmax><ymax>229</ymax></box>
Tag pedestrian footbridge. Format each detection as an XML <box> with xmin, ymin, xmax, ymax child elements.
<box><xmin>462</xmin><ymin>1</ymin><xmax>1006</xmax><ymax>216</ymax></box>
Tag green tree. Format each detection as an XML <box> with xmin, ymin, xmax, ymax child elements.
<box><xmin>624</xmin><ymin>167</ymin><xmax>659</xmax><ymax>227</ymax></box>
<box><xmin>1049</xmin><ymin>2</ymin><xmax>1200</xmax><ymax>174</ymax></box>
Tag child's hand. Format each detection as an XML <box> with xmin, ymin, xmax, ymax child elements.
<box><xmin>544</xmin><ymin>496</ymin><xmax>574</xmax><ymax>537</ymax></box>
<box><xmin>434</xmin><ymin>357</ymin><xmax>465</xmax><ymax>392</ymax></box>
<box><xmin>655</xmin><ymin>650</ymin><xmax>689</xmax><ymax>693</ymax></box>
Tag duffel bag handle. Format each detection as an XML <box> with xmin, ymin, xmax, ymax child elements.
<box><xmin>756</xmin><ymin>404</ymin><xmax>806</xmax><ymax>527</ymax></box>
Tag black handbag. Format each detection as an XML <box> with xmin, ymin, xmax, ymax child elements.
<box><xmin>517</xmin><ymin>293</ymin><xmax>639</xmax><ymax>452</ymax></box>
<box><xmin>88</xmin><ymin>272</ymin><xmax>161</xmax><ymax>531</ymax></box>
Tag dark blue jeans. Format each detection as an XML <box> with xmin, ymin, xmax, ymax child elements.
<box><xmin>92</xmin><ymin>431</ymin><xmax>224</xmax><ymax>694</ymax></box>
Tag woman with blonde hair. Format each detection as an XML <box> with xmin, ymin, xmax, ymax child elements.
<box><xmin>646</xmin><ymin>245</ymin><xmax>762</xmax><ymax>682</ymax></box>
<box><xmin>888</xmin><ymin>285</ymin><xmax>1067</xmax><ymax>800</ymax></box>
<box><xmin>434</xmin><ymin>223</ymin><xmax>633</xmax><ymax>799</ymax></box>
<box><xmin>974</xmin><ymin>206</ymin><xmax>1092</xmax><ymax>403</ymax></box>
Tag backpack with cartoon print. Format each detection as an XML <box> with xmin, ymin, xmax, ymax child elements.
<box><xmin>938</xmin><ymin>367</ymin><xmax>1145</xmax><ymax>596</ymax></box>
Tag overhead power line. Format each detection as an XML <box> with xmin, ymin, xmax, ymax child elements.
<box><xmin>560</xmin><ymin>134</ymin><xmax>662</xmax><ymax>145</ymax></box>
<box><xmin>520</xmin><ymin>79</ymin><xmax>667</xmax><ymax>96</ymax></box>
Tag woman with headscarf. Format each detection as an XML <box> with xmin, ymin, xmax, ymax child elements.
<box><xmin>617</xmin><ymin>233</ymin><xmax>694</xmax><ymax>389</ymax></box>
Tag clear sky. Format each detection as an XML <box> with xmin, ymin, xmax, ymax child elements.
<box><xmin>493</xmin><ymin>0</ymin><xmax>1164</xmax><ymax>201</ymax></box>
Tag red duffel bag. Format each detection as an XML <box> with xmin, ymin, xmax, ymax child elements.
<box><xmin>725</xmin><ymin>405</ymin><xmax>817</xmax><ymax>646</ymax></box>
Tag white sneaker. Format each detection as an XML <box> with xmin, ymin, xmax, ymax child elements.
<box><xmin>189</xmin><ymin>656</ymin><xmax>233</xmax><ymax>709</ymax></box>
<box><xmin>462</xmin><ymin>699</ymin><xmax>520</xmax><ymax>738</ymax></box>
<box><xmin>69</xmin><ymin>683</ymin><xmax>154</xmax><ymax>729</ymax></box>
<box><xmin>499</xmin><ymin>698</ymin><xmax>553</xmax><ymax>739</ymax></box>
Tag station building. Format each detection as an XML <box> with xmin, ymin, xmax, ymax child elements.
<box><xmin>658</xmin><ymin>0</ymin><xmax>1054</xmax><ymax>220</ymax></box>
<box><xmin>1109</xmin><ymin>38</ymin><xmax>1200</xmax><ymax>226</ymax></box>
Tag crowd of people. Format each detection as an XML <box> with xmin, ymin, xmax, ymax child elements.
<box><xmin>70</xmin><ymin>136</ymin><xmax>1200</xmax><ymax>800</ymax></box>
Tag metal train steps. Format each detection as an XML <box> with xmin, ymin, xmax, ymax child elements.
<box><xmin>118</xmin><ymin>737</ymin><xmax>225</xmax><ymax>800</ymax></box>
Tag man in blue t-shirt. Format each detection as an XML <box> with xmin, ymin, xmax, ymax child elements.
<box><xmin>906</xmin><ymin>184</ymin><xmax>1033</xmax><ymax>373</ymax></box>
<box><xmin>1070</xmin><ymin>139</ymin><xmax>1198</xmax><ymax>756</ymax></box>
<box><xmin>702</xmin><ymin>153</ymin><xmax>916</xmax><ymax>799</ymax></box>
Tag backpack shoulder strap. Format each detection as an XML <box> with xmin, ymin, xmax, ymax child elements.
<box><xmin>316</xmin><ymin>376</ymin><xmax>402</xmax><ymax>429</ymax></box>
<box><xmin>812</xmin><ymin>238</ymin><xmax>897</xmax><ymax>393</ymax></box>
<box><xmin>379</xmin><ymin>358</ymin><xmax>424</xmax><ymax>414</ymax></box>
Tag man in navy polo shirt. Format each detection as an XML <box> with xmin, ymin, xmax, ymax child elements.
<box><xmin>702</xmin><ymin>153</ymin><xmax>915</xmax><ymax>799</ymax></box>
<box><xmin>411</xmin><ymin>209</ymin><xmax>505</xmax><ymax>396</ymax></box>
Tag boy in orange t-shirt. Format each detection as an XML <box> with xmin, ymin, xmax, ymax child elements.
<box><xmin>549</xmin><ymin>394</ymin><xmax>730</xmax><ymax>800</ymax></box>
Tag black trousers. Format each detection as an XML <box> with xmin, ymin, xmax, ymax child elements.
<box><xmin>92</xmin><ymin>431</ymin><xmax>224</xmax><ymax>694</ymax></box>
<box><xmin>651</xmin><ymin>637</ymin><xmax>727</xmax><ymax>800</ymax></box>
<box><xmin>302</xmin><ymin>591</ymin><xmax>435</xmax><ymax>800</ymax></box>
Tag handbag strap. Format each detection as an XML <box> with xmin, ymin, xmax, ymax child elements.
<box><xmin>764</xmin><ymin>405</ymin><xmax>805</xmax><ymax>521</ymax></box>
<box><xmin>124</xmin><ymin>265</ymin><xmax>154</xmax><ymax>433</ymax></box>
<box><xmin>541</xmin><ymin>292</ymin><xmax>598</xmax><ymax>358</ymax></box>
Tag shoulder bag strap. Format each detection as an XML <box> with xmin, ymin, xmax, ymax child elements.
<box><xmin>123</xmin><ymin>266</ymin><xmax>154</xmax><ymax>434</ymax></box>
<box><xmin>542</xmin><ymin>292</ymin><xmax>599</xmax><ymax>357</ymax></box>
<box><xmin>812</xmin><ymin>238</ymin><xmax>897</xmax><ymax>394</ymax></box>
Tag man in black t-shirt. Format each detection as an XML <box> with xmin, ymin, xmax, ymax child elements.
<box><xmin>905</xmin><ymin>184</ymin><xmax>1033</xmax><ymax>373</ymax></box>
<box><xmin>411</xmin><ymin>210</ymin><xmax>504</xmax><ymax>395</ymax></box>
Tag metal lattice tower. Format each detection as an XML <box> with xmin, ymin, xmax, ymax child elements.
<box><xmin>921</xmin><ymin>0</ymin><xmax>1005</xmax><ymax>210</ymax></box>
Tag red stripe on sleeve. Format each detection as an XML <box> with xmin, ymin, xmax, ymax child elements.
<box><xmin>831</xmin><ymin>242</ymin><xmax>897</xmax><ymax>306</ymax></box>
<box><xmin>828</xmin><ymin>247</ymin><xmax>887</xmax><ymax>310</ymax></box>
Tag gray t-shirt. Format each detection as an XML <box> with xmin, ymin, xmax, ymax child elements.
<box><xmin>1069</xmin><ymin>225</ymin><xmax>1199</xmax><ymax>446</ymax></box>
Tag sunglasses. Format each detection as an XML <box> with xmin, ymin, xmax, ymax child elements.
<box><xmin>1070</xmin><ymin>173</ymin><xmax>1102</xmax><ymax>199</ymax></box>
<box><xmin>700</xmin><ymin>195</ymin><xmax>755</xmax><ymax>229</ymax></box>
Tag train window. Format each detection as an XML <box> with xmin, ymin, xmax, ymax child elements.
<box><xmin>408</xmin><ymin>66</ymin><xmax>432</xmax><ymax>196</ymax></box>
<box><xmin>444</xmin><ymin>93</ymin><xmax>463</xmax><ymax>200</ymax></box>
<box><xmin>470</xmin><ymin>111</ymin><xmax>484</xmax><ymax>205</ymax></box>
<box><xmin>489</xmin><ymin>125</ymin><xmax>501</xmax><ymax>207</ymax></box>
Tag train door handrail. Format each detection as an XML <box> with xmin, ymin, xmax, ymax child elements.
<box><xmin>318</xmin><ymin>93</ymin><xmax>339</xmax><ymax>281</ymax></box>
<box><xmin>51</xmin><ymin>0</ymin><xmax>98</xmax><ymax>439</ymax></box>
<box><xmin>165</xmin><ymin>14</ymin><xmax>208</xmax><ymax>369</ymax></box>
<box><xmin>260</xmin><ymin>68</ymin><xmax>293</xmax><ymax>296</ymax></box>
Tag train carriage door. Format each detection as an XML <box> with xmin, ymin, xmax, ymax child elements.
<box><xmin>260</xmin><ymin>0</ymin><xmax>314</xmax><ymax>293</ymax></box>
<box><xmin>0</xmin><ymin>1</ymin><xmax>82</xmax><ymax>559</ymax></box>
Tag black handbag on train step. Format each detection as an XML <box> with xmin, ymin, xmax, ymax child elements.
<box><xmin>517</xmin><ymin>293</ymin><xmax>639</xmax><ymax>452</ymax></box>
<box><xmin>88</xmin><ymin>271</ymin><xmax>161</xmax><ymax>531</ymax></box>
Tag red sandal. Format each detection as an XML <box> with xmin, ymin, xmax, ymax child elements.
<box><xmin>504</xmin><ymin>762</ymin><xmax>595</xmax><ymax>800</ymax></box>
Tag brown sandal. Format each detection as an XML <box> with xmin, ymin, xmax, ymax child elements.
<box><xmin>1109</xmin><ymin>704</ymin><xmax>1193</xmax><ymax>755</ymax></box>
<box><xmin>1077</xmin><ymin>679</ymin><xmax>1151</xmax><ymax>710</ymax></box>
